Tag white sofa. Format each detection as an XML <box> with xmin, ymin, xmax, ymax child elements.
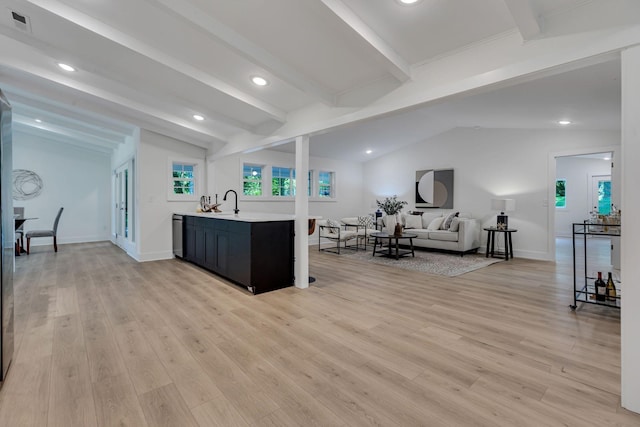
<box><xmin>376</xmin><ymin>212</ymin><xmax>481</xmax><ymax>256</ymax></box>
<box><xmin>321</xmin><ymin>212</ymin><xmax>481</xmax><ymax>256</ymax></box>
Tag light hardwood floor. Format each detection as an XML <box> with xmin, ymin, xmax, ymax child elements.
<box><xmin>1</xmin><ymin>240</ymin><xmax>638</xmax><ymax>426</ymax></box>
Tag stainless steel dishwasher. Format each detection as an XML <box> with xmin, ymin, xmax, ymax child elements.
<box><xmin>172</xmin><ymin>214</ymin><xmax>183</xmax><ymax>258</ymax></box>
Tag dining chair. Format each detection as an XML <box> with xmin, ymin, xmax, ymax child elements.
<box><xmin>26</xmin><ymin>207</ymin><xmax>64</xmax><ymax>254</ymax></box>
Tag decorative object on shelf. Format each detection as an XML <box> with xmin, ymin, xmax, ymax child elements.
<box><xmin>415</xmin><ymin>169</ymin><xmax>454</xmax><ymax>208</ymax></box>
<box><xmin>394</xmin><ymin>222</ymin><xmax>403</xmax><ymax>236</ymax></box>
<box><xmin>377</xmin><ymin>195</ymin><xmax>408</xmax><ymax>236</ymax></box>
<box><xmin>571</xmin><ymin>221</ymin><xmax>621</xmax><ymax>310</ymax></box>
<box><xmin>491</xmin><ymin>198</ymin><xmax>515</xmax><ymax>229</ymax></box>
<box><xmin>198</xmin><ymin>195</ymin><xmax>222</xmax><ymax>213</ymax></box>
<box><xmin>595</xmin><ymin>272</ymin><xmax>607</xmax><ymax>302</ymax></box>
<box><xmin>606</xmin><ymin>272</ymin><xmax>617</xmax><ymax>301</ymax></box>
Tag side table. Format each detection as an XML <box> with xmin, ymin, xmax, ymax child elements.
<box><xmin>484</xmin><ymin>227</ymin><xmax>517</xmax><ymax>260</ymax></box>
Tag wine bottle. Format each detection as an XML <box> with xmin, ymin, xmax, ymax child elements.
<box><xmin>606</xmin><ymin>272</ymin><xmax>617</xmax><ymax>302</ymax></box>
<box><xmin>595</xmin><ymin>272</ymin><xmax>606</xmax><ymax>302</ymax></box>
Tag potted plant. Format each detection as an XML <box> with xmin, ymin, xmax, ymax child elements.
<box><xmin>376</xmin><ymin>195</ymin><xmax>408</xmax><ymax>236</ymax></box>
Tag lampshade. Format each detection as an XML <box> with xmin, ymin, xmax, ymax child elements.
<box><xmin>491</xmin><ymin>198</ymin><xmax>516</xmax><ymax>213</ymax></box>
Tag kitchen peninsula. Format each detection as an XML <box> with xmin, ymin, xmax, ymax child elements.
<box><xmin>175</xmin><ymin>212</ymin><xmax>294</xmax><ymax>294</ymax></box>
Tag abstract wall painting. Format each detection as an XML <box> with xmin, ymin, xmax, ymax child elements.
<box><xmin>415</xmin><ymin>169</ymin><xmax>454</xmax><ymax>208</ymax></box>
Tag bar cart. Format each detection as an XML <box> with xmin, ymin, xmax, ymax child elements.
<box><xmin>571</xmin><ymin>221</ymin><xmax>621</xmax><ymax>310</ymax></box>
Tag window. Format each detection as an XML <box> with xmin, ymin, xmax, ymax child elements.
<box><xmin>308</xmin><ymin>170</ymin><xmax>313</xmax><ymax>197</ymax></box>
<box><xmin>168</xmin><ymin>157</ymin><xmax>203</xmax><ymax>201</ymax></box>
<box><xmin>272</xmin><ymin>166</ymin><xmax>296</xmax><ymax>196</ymax></box>
<box><xmin>172</xmin><ymin>163</ymin><xmax>195</xmax><ymax>195</ymax></box>
<box><xmin>243</xmin><ymin>164</ymin><xmax>263</xmax><ymax>196</ymax></box>
<box><xmin>598</xmin><ymin>179</ymin><xmax>612</xmax><ymax>215</ymax></box>
<box><xmin>318</xmin><ymin>171</ymin><xmax>334</xmax><ymax>198</ymax></box>
<box><xmin>555</xmin><ymin>179</ymin><xmax>566</xmax><ymax>208</ymax></box>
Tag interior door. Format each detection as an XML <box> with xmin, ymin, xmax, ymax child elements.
<box><xmin>114</xmin><ymin>163</ymin><xmax>129</xmax><ymax>248</ymax></box>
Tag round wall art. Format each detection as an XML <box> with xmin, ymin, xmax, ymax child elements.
<box><xmin>13</xmin><ymin>169</ymin><xmax>43</xmax><ymax>200</ymax></box>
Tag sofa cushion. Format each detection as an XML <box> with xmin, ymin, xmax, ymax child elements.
<box><xmin>449</xmin><ymin>217</ymin><xmax>461</xmax><ymax>232</ymax></box>
<box><xmin>429</xmin><ymin>231</ymin><xmax>459</xmax><ymax>242</ymax></box>
<box><xmin>326</xmin><ymin>219</ymin><xmax>341</xmax><ymax>232</ymax></box>
<box><xmin>427</xmin><ymin>217</ymin><xmax>444</xmax><ymax>230</ymax></box>
<box><xmin>410</xmin><ymin>229</ymin><xmax>431</xmax><ymax>239</ymax></box>
<box><xmin>404</xmin><ymin>214</ymin><xmax>423</xmax><ymax>229</ymax></box>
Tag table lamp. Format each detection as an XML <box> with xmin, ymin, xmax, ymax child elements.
<box><xmin>491</xmin><ymin>199</ymin><xmax>515</xmax><ymax>229</ymax></box>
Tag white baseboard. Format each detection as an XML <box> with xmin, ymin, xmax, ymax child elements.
<box><xmin>136</xmin><ymin>250</ymin><xmax>174</xmax><ymax>262</ymax></box>
<box><xmin>28</xmin><ymin>235</ymin><xmax>111</xmax><ymax>246</ymax></box>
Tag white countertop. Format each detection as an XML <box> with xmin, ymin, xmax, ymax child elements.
<box><xmin>175</xmin><ymin>211</ymin><xmax>295</xmax><ymax>222</ymax></box>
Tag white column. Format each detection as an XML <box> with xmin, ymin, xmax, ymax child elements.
<box><xmin>294</xmin><ymin>135</ymin><xmax>310</xmax><ymax>289</ymax></box>
<box><xmin>621</xmin><ymin>45</ymin><xmax>640</xmax><ymax>413</ymax></box>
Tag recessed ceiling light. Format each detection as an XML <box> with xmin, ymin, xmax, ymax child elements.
<box><xmin>397</xmin><ymin>0</ymin><xmax>422</xmax><ymax>4</ymax></box>
<box><xmin>57</xmin><ymin>62</ymin><xmax>76</xmax><ymax>72</ymax></box>
<box><xmin>604</xmin><ymin>157</ymin><xmax>611</xmax><ymax>161</ymax></box>
<box><xmin>366</xmin><ymin>149</ymin><xmax>373</xmax><ymax>154</ymax></box>
<box><xmin>193</xmin><ymin>114</ymin><xmax>204</xmax><ymax>121</ymax></box>
<box><xmin>558</xmin><ymin>120</ymin><xmax>572</xmax><ymax>125</ymax></box>
<box><xmin>34</xmin><ymin>118</ymin><xmax>42</xmax><ymax>123</ymax></box>
<box><xmin>251</xmin><ymin>76</ymin><xmax>268</xmax><ymax>86</ymax></box>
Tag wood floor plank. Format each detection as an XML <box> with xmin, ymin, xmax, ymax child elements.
<box><xmin>143</xmin><ymin>325</ymin><xmax>225</xmax><ymax>409</ymax></box>
<box><xmin>112</xmin><ymin>321</ymin><xmax>173</xmax><ymax>395</ymax></box>
<box><xmin>3</xmin><ymin>239</ymin><xmax>638</xmax><ymax>426</ymax></box>
<box><xmin>0</xmin><ymin>356</ymin><xmax>51</xmax><ymax>427</ymax></box>
<box><xmin>92</xmin><ymin>374</ymin><xmax>148</xmax><ymax>427</ymax></box>
<box><xmin>138</xmin><ymin>383</ymin><xmax>199</xmax><ymax>427</ymax></box>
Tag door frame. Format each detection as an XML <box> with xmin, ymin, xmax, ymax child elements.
<box><xmin>548</xmin><ymin>145</ymin><xmax>619</xmax><ymax>262</ymax></box>
<box><xmin>113</xmin><ymin>158</ymin><xmax>135</xmax><ymax>253</ymax></box>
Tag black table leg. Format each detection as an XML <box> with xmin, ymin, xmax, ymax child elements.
<box><xmin>409</xmin><ymin>238</ymin><xmax>415</xmax><ymax>257</ymax></box>
<box><xmin>490</xmin><ymin>231</ymin><xmax>495</xmax><ymax>257</ymax></box>
<box><xmin>486</xmin><ymin>231</ymin><xmax>491</xmax><ymax>258</ymax></box>
<box><xmin>508</xmin><ymin>232</ymin><xmax>514</xmax><ymax>260</ymax></box>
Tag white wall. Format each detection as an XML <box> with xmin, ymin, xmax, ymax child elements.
<box><xmin>137</xmin><ymin>129</ymin><xmax>206</xmax><ymax>261</ymax></box>
<box><xmin>621</xmin><ymin>43</ymin><xmax>640</xmax><ymax>414</ymax></box>
<box><xmin>13</xmin><ymin>130</ymin><xmax>111</xmax><ymax>246</ymax></box>
<box><xmin>555</xmin><ymin>156</ymin><xmax>612</xmax><ymax>237</ymax></box>
<box><xmin>362</xmin><ymin>127</ymin><xmax>620</xmax><ymax>260</ymax></box>
<box><xmin>210</xmin><ymin>149</ymin><xmax>364</xmax><ymax>243</ymax></box>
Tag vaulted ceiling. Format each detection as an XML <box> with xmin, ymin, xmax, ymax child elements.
<box><xmin>0</xmin><ymin>0</ymin><xmax>637</xmax><ymax>160</ymax></box>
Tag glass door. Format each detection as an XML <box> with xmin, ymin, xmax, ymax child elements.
<box><xmin>114</xmin><ymin>160</ymin><xmax>134</xmax><ymax>250</ymax></box>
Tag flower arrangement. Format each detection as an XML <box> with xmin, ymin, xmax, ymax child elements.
<box><xmin>376</xmin><ymin>195</ymin><xmax>408</xmax><ymax>216</ymax></box>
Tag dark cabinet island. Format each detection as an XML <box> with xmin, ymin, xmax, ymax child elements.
<box><xmin>178</xmin><ymin>213</ymin><xmax>294</xmax><ymax>294</ymax></box>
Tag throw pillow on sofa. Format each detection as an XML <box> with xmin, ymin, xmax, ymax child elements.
<box><xmin>449</xmin><ymin>217</ymin><xmax>461</xmax><ymax>232</ymax></box>
<box><xmin>427</xmin><ymin>217</ymin><xmax>444</xmax><ymax>230</ymax></box>
<box><xmin>421</xmin><ymin>213</ymin><xmax>442</xmax><ymax>228</ymax></box>
<box><xmin>404</xmin><ymin>215</ymin><xmax>422</xmax><ymax>229</ymax></box>
<box><xmin>441</xmin><ymin>211</ymin><xmax>459</xmax><ymax>230</ymax></box>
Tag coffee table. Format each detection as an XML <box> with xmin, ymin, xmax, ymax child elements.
<box><xmin>371</xmin><ymin>232</ymin><xmax>417</xmax><ymax>260</ymax></box>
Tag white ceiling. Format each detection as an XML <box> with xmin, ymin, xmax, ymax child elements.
<box><xmin>0</xmin><ymin>0</ymin><xmax>634</xmax><ymax>160</ymax></box>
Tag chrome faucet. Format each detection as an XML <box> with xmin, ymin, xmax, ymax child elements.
<box><xmin>223</xmin><ymin>189</ymin><xmax>239</xmax><ymax>214</ymax></box>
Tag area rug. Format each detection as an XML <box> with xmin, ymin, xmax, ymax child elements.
<box><xmin>340</xmin><ymin>248</ymin><xmax>503</xmax><ymax>277</ymax></box>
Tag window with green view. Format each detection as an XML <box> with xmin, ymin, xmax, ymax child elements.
<box><xmin>243</xmin><ymin>164</ymin><xmax>263</xmax><ymax>196</ymax></box>
<box><xmin>555</xmin><ymin>179</ymin><xmax>566</xmax><ymax>208</ymax></box>
<box><xmin>598</xmin><ymin>180</ymin><xmax>612</xmax><ymax>215</ymax></box>
<box><xmin>172</xmin><ymin>163</ymin><xmax>195</xmax><ymax>195</ymax></box>
<box><xmin>319</xmin><ymin>171</ymin><xmax>333</xmax><ymax>198</ymax></box>
<box><xmin>272</xmin><ymin>166</ymin><xmax>295</xmax><ymax>196</ymax></box>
